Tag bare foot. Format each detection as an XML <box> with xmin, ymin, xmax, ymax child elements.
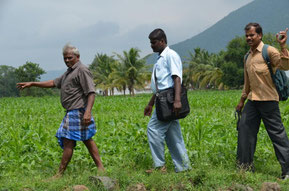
<box><xmin>97</xmin><ymin>167</ymin><xmax>106</xmax><ymax>175</ymax></box>
<box><xmin>145</xmin><ymin>166</ymin><xmax>167</xmax><ymax>174</ymax></box>
<box><xmin>42</xmin><ymin>173</ymin><xmax>62</xmax><ymax>182</ymax></box>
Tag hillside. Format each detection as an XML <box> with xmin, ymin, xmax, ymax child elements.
<box><xmin>147</xmin><ymin>0</ymin><xmax>289</xmax><ymax>64</ymax></box>
<box><xmin>43</xmin><ymin>0</ymin><xmax>289</xmax><ymax>79</ymax></box>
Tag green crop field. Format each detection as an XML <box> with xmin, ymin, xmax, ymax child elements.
<box><xmin>1</xmin><ymin>90</ymin><xmax>289</xmax><ymax>190</ymax></box>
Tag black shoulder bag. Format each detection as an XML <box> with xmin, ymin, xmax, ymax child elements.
<box><xmin>154</xmin><ymin>71</ymin><xmax>190</xmax><ymax>121</ymax></box>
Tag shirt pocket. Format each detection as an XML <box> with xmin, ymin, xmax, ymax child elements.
<box><xmin>63</xmin><ymin>75</ymin><xmax>80</xmax><ymax>93</ymax></box>
<box><xmin>252</xmin><ymin>62</ymin><xmax>269</xmax><ymax>75</ymax></box>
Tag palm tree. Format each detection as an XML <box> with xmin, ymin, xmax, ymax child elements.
<box><xmin>184</xmin><ymin>48</ymin><xmax>224</xmax><ymax>89</ymax></box>
<box><xmin>89</xmin><ymin>54</ymin><xmax>116</xmax><ymax>96</ymax></box>
<box><xmin>115</xmin><ymin>48</ymin><xmax>150</xmax><ymax>96</ymax></box>
<box><xmin>110</xmin><ymin>61</ymin><xmax>128</xmax><ymax>95</ymax></box>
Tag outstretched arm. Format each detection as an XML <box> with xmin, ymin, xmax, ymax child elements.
<box><xmin>17</xmin><ymin>80</ymin><xmax>55</xmax><ymax>90</ymax></box>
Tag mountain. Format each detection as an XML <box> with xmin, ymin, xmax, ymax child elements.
<box><xmin>40</xmin><ymin>69</ymin><xmax>66</xmax><ymax>81</ymax></box>
<box><xmin>147</xmin><ymin>0</ymin><xmax>289</xmax><ymax>64</ymax></box>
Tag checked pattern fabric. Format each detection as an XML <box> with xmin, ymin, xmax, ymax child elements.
<box><xmin>55</xmin><ymin>108</ymin><xmax>96</xmax><ymax>149</ymax></box>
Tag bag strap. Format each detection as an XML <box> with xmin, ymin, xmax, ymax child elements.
<box><xmin>154</xmin><ymin>67</ymin><xmax>159</xmax><ymax>92</ymax></box>
<box><xmin>262</xmin><ymin>44</ymin><xmax>276</xmax><ymax>83</ymax></box>
<box><xmin>244</xmin><ymin>51</ymin><xmax>250</xmax><ymax>63</ymax></box>
<box><xmin>154</xmin><ymin>66</ymin><xmax>184</xmax><ymax>93</ymax></box>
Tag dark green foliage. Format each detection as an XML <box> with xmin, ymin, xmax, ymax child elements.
<box><xmin>15</xmin><ymin>61</ymin><xmax>45</xmax><ymax>82</ymax></box>
<box><xmin>0</xmin><ymin>65</ymin><xmax>18</xmax><ymax>97</ymax></box>
<box><xmin>223</xmin><ymin>36</ymin><xmax>249</xmax><ymax>68</ymax></box>
<box><xmin>221</xmin><ymin>62</ymin><xmax>244</xmax><ymax>88</ymax></box>
<box><xmin>14</xmin><ymin>61</ymin><xmax>59</xmax><ymax>97</ymax></box>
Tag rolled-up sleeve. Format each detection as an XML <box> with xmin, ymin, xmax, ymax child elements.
<box><xmin>269</xmin><ymin>46</ymin><xmax>289</xmax><ymax>71</ymax></box>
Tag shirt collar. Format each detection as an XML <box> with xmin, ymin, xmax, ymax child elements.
<box><xmin>67</xmin><ymin>61</ymin><xmax>80</xmax><ymax>73</ymax></box>
<box><xmin>250</xmin><ymin>41</ymin><xmax>264</xmax><ymax>53</ymax></box>
<box><xmin>158</xmin><ymin>46</ymin><xmax>169</xmax><ymax>58</ymax></box>
<box><xmin>71</xmin><ymin>61</ymin><xmax>80</xmax><ymax>69</ymax></box>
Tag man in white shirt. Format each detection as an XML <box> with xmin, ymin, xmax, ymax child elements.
<box><xmin>144</xmin><ymin>28</ymin><xmax>191</xmax><ymax>173</ymax></box>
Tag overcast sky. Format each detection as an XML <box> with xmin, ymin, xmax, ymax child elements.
<box><xmin>0</xmin><ymin>0</ymin><xmax>253</xmax><ymax>71</ymax></box>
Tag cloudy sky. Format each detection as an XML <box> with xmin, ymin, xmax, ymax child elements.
<box><xmin>0</xmin><ymin>0</ymin><xmax>253</xmax><ymax>71</ymax></box>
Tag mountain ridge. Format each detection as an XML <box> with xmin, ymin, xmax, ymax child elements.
<box><xmin>43</xmin><ymin>0</ymin><xmax>289</xmax><ymax>79</ymax></box>
<box><xmin>146</xmin><ymin>0</ymin><xmax>289</xmax><ymax>65</ymax></box>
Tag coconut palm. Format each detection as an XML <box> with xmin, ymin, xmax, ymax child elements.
<box><xmin>184</xmin><ymin>48</ymin><xmax>224</xmax><ymax>89</ymax></box>
<box><xmin>89</xmin><ymin>53</ymin><xmax>116</xmax><ymax>96</ymax></box>
<box><xmin>110</xmin><ymin>61</ymin><xmax>128</xmax><ymax>95</ymax></box>
<box><xmin>115</xmin><ymin>48</ymin><xmax>150</xmax><ymax>96</ymax></box>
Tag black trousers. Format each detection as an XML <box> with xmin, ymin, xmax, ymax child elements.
<box><xmin>237</xmin><ymin>100</ymin><xmax>289</xmax><ymax>175</ymax></box>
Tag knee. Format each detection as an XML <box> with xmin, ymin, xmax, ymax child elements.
<box><xmin>83</xmin><ymin>138</ymin><xmax>93</xmax><ymax>146</ymax></box>
<box><xmin>147</xmin><ymin>126</ymin><xmax>159</xmax><ymax>140</ymax></box>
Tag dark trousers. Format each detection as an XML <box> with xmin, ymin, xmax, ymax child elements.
<box><xmin>237</xmin><ymin>100</ymin><xmax>289</xmax><ymax>175</ymax></box>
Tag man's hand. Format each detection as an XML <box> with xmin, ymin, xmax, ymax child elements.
<box><xmin>236</xmin><ymin>97</ymin><xmax>246</xmax><ymax>112</ymax></box>
<box><xmin>17</xmin><ymin>82</ymin><xmax>33</xmax><ymax>90</ymax></box>
<box><xmin>277</xmin><ymin>28</ymin><xmax>288</xmax><ymax>46</ymax></box>
<box><xmin>82</xmin><ymin>111</ymin><xmax>92</xmax><ymax>126</ymax></box>
<box><xmin>144</xmin><ymin>94</ymin><xmax>155</xmax><ymax>117</ymax></box>
<box><xmin>144</xmin><ymin>105</ymin><xmax>153</xmax><ymax>117</ymax></box>
<box><xmin>173</xmin><ymin>100</ymin><xmax>182</xmax><ymax>116</ymax></box>
<box><xmin>236</xmin><ymin>101</ymin><xmax>244</xmax><ymax>112</ymax></box>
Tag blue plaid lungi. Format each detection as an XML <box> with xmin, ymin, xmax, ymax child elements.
<box><xmin>55</xmin><ymin>108</ymin><xmax>97</xmax><ymax>149</ymax></box>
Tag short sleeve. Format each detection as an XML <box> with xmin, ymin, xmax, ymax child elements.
<box><xmin>53</xmin><ymin>74</ymin><xmax>64</xmax><ymax>89</ymax></box>
<box><xmin>167</xmin><ymin>51</ymin><xmax>182</xmax><ymax>81</ymax></box>
<box><xmin>268</xmin><ymin>45</ymin><xmax>289</xmax><ymax>71</ymax></box>
<box><xmin>79</xmin><ymin>67</ymin><xmax>96</xmax><ymax>95</ymax></box>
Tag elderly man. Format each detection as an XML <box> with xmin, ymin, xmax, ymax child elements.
<box><xmin>17</xmin><ymin>44</ymin><xmax>104</xmax><ymax>177</ymax></box>
<box><xmin>236</xmin><ymin>23</ymin><xmax>289</xmax><ymax>179</ymax></box>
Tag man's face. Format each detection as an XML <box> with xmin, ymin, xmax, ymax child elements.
<box><xmin>63</xmin><ymin>51</ymin><xmax>79</xmax><ymax>68</ymax></box>
<box><xmin>245</xmin><ymin>27</ymin><xmax>262</xmax><ymax>49</ymax></box>
<box><xmin>150</xmin><ymin>39</ymin><xmax>165</xmax><ymax>53</ymax></box>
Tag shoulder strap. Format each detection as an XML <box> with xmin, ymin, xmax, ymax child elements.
<box><xmin>244</xmin><ymin>52</ymin><xmax>250</xmax><ymax>64</ymax></box>
<box><xmin>262</xmin><ymin>44</ymin><xmax>274</xmax><ymax>76</ymax></box>
<box><xmin>262</xmin><ymin>44</ymin><xmax>270</xmax><ymax>64</ymax></box>
<box><xmin>154</xmin><ymin>67</ymin><xmax>159</xmax><ymax>92</ymax></box>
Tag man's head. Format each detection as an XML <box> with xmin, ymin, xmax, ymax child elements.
<box><xmin>62</xmin><ymin>43</ymin><xmax>80</xmax><ymax>68</ymax></box>
<box><xmin>148</xmin><ymin>28</ymin><xmax>167</xmax><ymax>53</ymax></box>
<box><xmin>244</xmin><ymin>23</ymin><xmax>263</xmax><ymax>49</ymax></box>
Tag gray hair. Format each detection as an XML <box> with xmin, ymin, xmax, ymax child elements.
<box><xmin>62</xmin><ymin>43</ymin><xmax>80</xmax><ymax>56</ymax></box>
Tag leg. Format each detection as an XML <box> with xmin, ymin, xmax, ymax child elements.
<box><xmin>260</xmin><ymin>101</ymin><xmax>289</xmax><ymax>176</ymax></box>
<box><xmin>165</xmin><ymin>120</ymin><xmax>191</xmax><ymax>172</ymax></box>
<box><xmin>58</xmin><ymin>138</ymin><xmax>75</xmax><ymax>175</ymax></box>
<box><xmin>147</xmin><ymin>111</ymin><xmax>170</xmax><ymax>168</ymax></box>
<box><xmin>83</xmin><ymin>138</ymin><xmax>105</xmax><ymax>171</ymax></box>
<box><xmin>237</xmin><ymin>100</ymin><xmax>261</xmax><ymax>170</ymax></box>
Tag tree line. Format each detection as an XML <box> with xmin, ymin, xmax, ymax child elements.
<box><xmin>0</xmin><ymin>33</ymin><xmax>282</xmax><ymax>97</ymax></box>
<box><xmin>0</xmin><ymin>62</ymin><xmax>56</xmax><ymax>97</ymax></box>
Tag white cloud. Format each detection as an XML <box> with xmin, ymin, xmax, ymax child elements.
<box><xmin>0</xmin><ymin>0</ymin><xmax>253</xmax><ymax>71</ymax></box>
